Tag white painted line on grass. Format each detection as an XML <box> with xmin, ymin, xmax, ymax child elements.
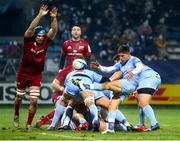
<box><xmin>40</xmin><ymin>132</ymin><xmax>109</xmax><ymax>141</ymax></box>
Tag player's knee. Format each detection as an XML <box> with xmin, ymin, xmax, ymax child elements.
<box><xmin>29</xmin><ymin>89</ymin><xmax>40</xmax><ymax>99</ymax></box>
<box><xmin>84</xmin><ymin>97</ymin><xmax>94</xmax><ymax>107</ymax></box>
<box><xmin>138</xmin><ymin>101</ymin><xmax>148</xmax><ymax>108</ymax></box>
<box><xmin>61</xmin><ymin>95</ymin><xmax>69</xmax><ymax>107</ymax></box>
<box><xmin>16</xmin><ymin>89</ymin><xmax>25</xmax><ymax>100</ymax></box>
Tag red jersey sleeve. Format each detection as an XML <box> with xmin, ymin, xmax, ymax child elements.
<box><xmin>55</xmin><ymin>66</ymin><xmax>73</xmax><ymax>84</ymax></box>
<box><xmin>83</xmin><ymin>40</ymin><xmax>92</xmax><ymax>57</ymax></box>
<box><xmin>61</xmin><ymin>41</ymin><xmax>68</xmax><ymax>55</ymax></box>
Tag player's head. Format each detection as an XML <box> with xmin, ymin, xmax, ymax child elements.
<box><xmin>71</xmin><ymin>25</ymin><xmax>82</xmax><ymax>41</ymax></box>
<box><xmin>117</xmin><ymin>44</ymin><xmax>131</xmax><ymax>63</ymax></box>
<box><xmin>113</xmin><ymin>54</ymin><xmax>119</xmax><ymax>64</ymax></box>
<box><xmin>72</xmin><ymin>58</ymin><xmax>87</xmax><ymax>70</ymax></box>
<box><xmin>34</xmin><ymin>26</ymin><xmax>47</xmax><ymax>44</ymax></box>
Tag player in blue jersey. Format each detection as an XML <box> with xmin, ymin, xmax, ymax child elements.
<box><xmin>47</xmin><ymin>58</ymin><xmax>110</xmax><ymax>131</ymax></box>
<box><xmin>49</xmin><ymin>58</ymin><xmax>132</xmax><ymax>132</ymax></box>
<box><xmin>74</xmin><ymin>45</ymin><xmax>161</xmax><ymax>132</ymax></box>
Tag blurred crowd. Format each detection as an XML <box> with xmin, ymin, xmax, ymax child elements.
<box><xmin>54</xmin><ymin>0</ymin><xmax>180</xmax><ymax>61</ymax></box>
<box><xmin>1</xmin><ymin>0</ymin><xmax>180</xmax><ymax>61</ymax></box>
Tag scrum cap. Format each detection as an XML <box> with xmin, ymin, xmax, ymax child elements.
<box><xmin>35</xmin><ymin>26</ymin><xmax>46</xmax><ymax>36</ymax></box>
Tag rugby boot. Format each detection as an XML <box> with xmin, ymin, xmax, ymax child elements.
<box><xmin>13</xmin><ymin>115</ymin><xmax>19</xmax><ymax>128</ymax></box>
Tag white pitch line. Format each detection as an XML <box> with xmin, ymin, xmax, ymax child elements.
<box><xmin>40</xmin><ymin>132</ymin><xmax>109</xmax><ymax>141</ymax></box>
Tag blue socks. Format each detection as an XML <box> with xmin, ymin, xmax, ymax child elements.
<box><xmin>139</xmin><ymin>107</ymin><xmax>145</xmax><ymax>126</ymax></box>
<box><xmin>108</xmin><ymin>111</ymin><xmax>116</xmax><ymax>130</ymax></box>
<box><xmin>89</xmin><ymin>104</ymin><xmax>98</xmax><ymax>124</ymax></box>
<box><xmin>115</xmin><ymin>109</ymin><xmax>126</xmax><ymax>123</ymax></box>
<box><xmin>61</xmin><ymin>105</ymin><xmax>73</xmax><ymax>127</ymax></box>
<box><xmin>50</xmin><ymin>104</ymin><xmax>65</xmax><ymax>127</ymax></box>
<box><xmin>143</xmin><ymin>105</ymin><xmax>158</xmax><ymax>126</ymax></box>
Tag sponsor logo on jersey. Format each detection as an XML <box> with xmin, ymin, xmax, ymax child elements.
<box><xmin>78</xmin><ymin>46</ymin><xmax>84</xmax><ymax>50</ymax></box>
<box><xmin>67</xmin><ymin>46</ymin><xmax>72</xmax><ymax>49</ymax></box>
<box><xmin>68</xmin><ymin>53</ymin><xmax>83</xmax><ymax>56</ymax></box>
<box><xmin>31</xmin><ymin>48</ymin><xmax>45</xmax><ymax>55</ymax></box>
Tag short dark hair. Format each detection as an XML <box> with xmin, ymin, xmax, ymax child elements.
<box><xmin>72</xmin><ymin>24</ymin><xmax>82</xmax><ymax>29</ymax></box>
<box><xmin>117</xmin><ymin>44</ymin><xmax>130</xmax><ymax>54</ymax></box>
<box><xmin>113</xmin><ymin>54</ymin><xmax>119</xmax><ymax>62</ymax></box>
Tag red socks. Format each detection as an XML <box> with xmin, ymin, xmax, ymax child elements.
<box><xmin>14</xmin><ymin>98</ymin><xmax>22</xmax><ymax>116</ymax></box>
<box><xmin>47</xmin><ymin>109</ymin><xmax>55</xmax><ymax>119</ymax></box>
<box><xmin>27</xmin><ymin>111</ymin><xmax>35</xmax><ymax>125</ymax></box>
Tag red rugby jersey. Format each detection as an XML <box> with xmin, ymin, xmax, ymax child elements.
<box><xmin>61</xmin><ymin>39</ymin><xmax>92</xmax><ymax>67</ymax></box>
<box><xmin>55</xmin><ymin>65</ymin><xmax>74</xmax><ymax>86</ymax></box>
<box><xmin>18</xmin><ymin>35</ymin><xmax>51</xmax><ymax>75</ymax></box>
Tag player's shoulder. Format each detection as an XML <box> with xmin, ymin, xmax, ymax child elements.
<box><xmin>131</xmin><ymin>56</ymin><xmax>142</xmax><ymax>63</ymax></box>
<box><xmin>63</xmin><ymin>39</ymin><xmax>72</xmax><ymax>45</ymax></box>
<box><xmin>65</xmin><ymin>66</ymin><xmax>74</xmax><ymax>72</ymax></box>
<box><xmin>80</xmin><ymin>39</ymin><xmax>89</xmax><ymax>44</ymax></box>
<box><xmin>85</xmin><ymin>69</ymin><xmax>96</xmax><ymax>74</ymax></box>
<box><xmin>131</xmin><ymin>55</ymin><xmax>140</xmax><ymax>60</ymax></box>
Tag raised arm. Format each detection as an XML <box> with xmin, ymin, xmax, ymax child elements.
<box><xmin>90</xmin><ymin>61</ymin><xmax>116</xmax><ymax>73</ymax></box>
<box><xmin>24</xmin><ymin>4</ymin><xmax>49</xmax><ymax>38</ymax></box>
<box><xmin>47</xmin><ymin>7</ymin><xmax>58</xmax><ymax>40</ymax></box>
<box><xmin>110</xmin><ymin>71</ymin><xmax>123</xmax><ymax>81</ymax></box>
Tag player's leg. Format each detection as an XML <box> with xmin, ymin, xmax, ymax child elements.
<box><xmin>102</xmin><ymin>81</ymin><xmax>123</xmax><ymax>93</ymax></box>
<box><xmin>60</xmin><ymin>99</ymin><xmax>80</xmax><ymax>129</ymax></box>
<box><xmin>34</xmin><ymin>109</ymin><xmax>55</xmax><ymax>128</ymax></box>
<box><xmin>95</xmin><ymin>95</ymin><xmax>110</xmax><ymax>110</ymax></box>
<box><xmin>137</xmin><ymin>71</ymin><xmax>161</xmax><ymax>131</ymax></box>
<box><xmin>26</xmin><ymin>73</ymin><xmax>43</xmax><ymax>129</ymax></box>
<box><xmin>137</xmin><ymin>92</ymin><xmax>160</xmax><ymax>130</ymax></box>
<box><xmin>14</xmin><ymin>73</ymin><xmax>26</xmax><ymax>128</ymax></box>
<box><xmin>14</xmin><ymin>89</ymin><xmax>25</xmax><ymax>128</ymax></box>
<box><xmin>73</xmin><ymin>79</ymin><xmax>122</xmax><ymax>93</ymax></box>
<box><xmin>34</xmin><ymin>91</ymin><xmax>61</xmax><ymax>128</ymax></box>
<box><xmin>72</xmin><ymin>103</ymin><xmax>90</xmax><ymax>131</ymax></box>
<box><xmin>137</xmin><ymin>95</ymin><xmax>145</xmax><ymax>127</ymax></box>
<box><xmin>106</xmin><ymin>94</ymin><xmax>121</xmax><ymax>133</ymax></box>
<box><xmin>73</xmin><ymin>107</ymin><xmax>89</xmax><ymax>131</ymax></box>
<box><xmin>106</xmin><ymin>79</ymin><xmax>136</xmax><ymax>133</ymax></box>
<box><xmin>48</xmin><ymin>93</ymin><xmax>69</xmax><ymax>130</ymax></box>
<box><xmin>81</xmin><ymin>90</ymin><xmax>99</xmax><ymax>131</ymax></box>
<box><xmin>26</xmin><ymin>86</ymin><xmax>40</xmax><ymax>129</ymax></box>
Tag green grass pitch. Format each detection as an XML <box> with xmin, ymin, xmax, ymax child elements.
<box><xmin>0</xmin><ymin>105</ymin><xmax>180</xmax><ymax>140</ymax></box>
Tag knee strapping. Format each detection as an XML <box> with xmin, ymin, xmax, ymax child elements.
<box><xmin>16</xmin><ymin>90</ymin><xmax>25</xmax><ymax>100</ymax></box>
<box><xmin>30</xmin><ymin>89</ymin><xmax>40</xmax><ymax>99</ymax></box>
<box><xmin>84</xmin><ymin>97</ymin><xmax>94</xmax><ymax>106</ymax></box>
<box><xmin>17</xmin><ymin>90</ymin><xmax>25</xmax><ymax>96</ymax></box>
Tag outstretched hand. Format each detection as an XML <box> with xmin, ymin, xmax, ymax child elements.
<box><xmin>127</xmin><ymin>71</ymin><xmax>134</xmax><ymax>80</ymax></box>
<box><xmin>90</xmin><ymin>61</ymin><xmax>100</xmax><ymax>69</ymax></box>
<box><xmin>50</xmin><ymin>7</ymin><xmax>58</xmax><ymax>18</ymax></box>
<box><xmin>38</xmin><ymin>4</ymin><xmax>49</xmax><ymax>17</ymax></box>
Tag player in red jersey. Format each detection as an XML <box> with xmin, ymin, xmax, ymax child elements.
<box><xmin>13</xmin><ymin>4</ymin><xmax>58</xmax><ymax>130</ymax></box>
<box><xmin>59</xmin><ymin>25</ymin><xmax>92</xmax><ymax>69</ymax></box>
